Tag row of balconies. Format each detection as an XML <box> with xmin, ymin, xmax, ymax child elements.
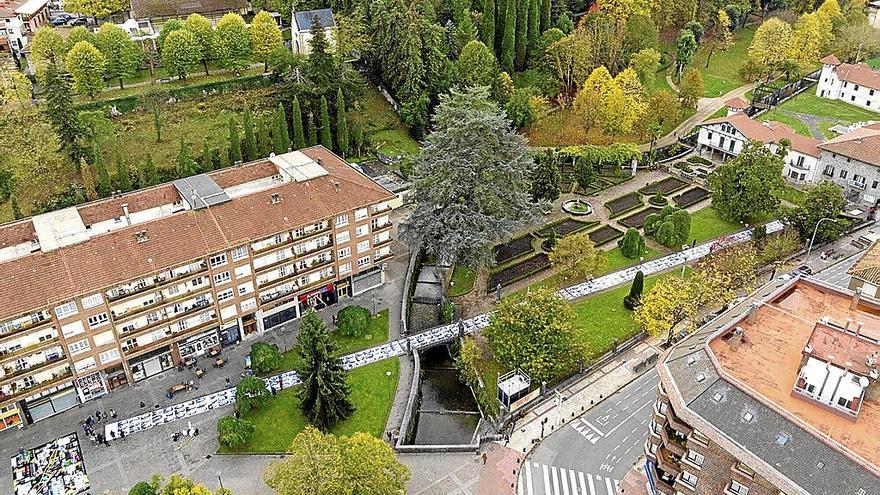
<box><xmin>122</xmin><ymin>311</ymin><xmax>218</xmax><ymax>359</ymax></box>
<box><xmin>0</xmin><ymin>365</ymin><xmax>72</xmax><ymax>405</ymax></box>
<box><xmin>252</xmin><ymin>222</ymin><xmax>331</xmax><ymax>255</ymax></box>
<box><xmin>118</xmin><ymin>297</ymin><xmax>213</xmax><ymax>338</ymax></box>
<box><xmin>258</xmin><ymin>271</ymin><xmax>336</xmax><ymax>306</ymax></box>
<box><xmin>257</xmin><ymin>256</ymin><xmax>335</xmax><ymax>290</ymax></box>
<box><xmin>0</xmin><ymin>352</ymin><xmax>66</xmax><ymax>384</ymax></box>
<box><xmin>0</xmin><ymin>312</ymin><xmax>52</xmax><ymax>341</ymax></box>
<box><xmin>106</xmin><ymin>261</ymin><xmax>208</xmax><ymax>303</ymax></box>
<box><xmin>255</xmin><ymin>242</ymin><xmax>333</xmax><ymax>276</ymax></box>
<box><xmin>0</xmin><ymin>334</ymin><xmax>60</xmax><ymax>363</ymax></box>
<box><xmin>110</xmin><ymin>280</ymin><xmax>212</xmax><ymax>321</ymax></box>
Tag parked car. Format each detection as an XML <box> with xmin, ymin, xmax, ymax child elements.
<box><xmin>796</xmin><ymin>265</ymin><xmax>813</xmax><ymax>276</ymax></box>
<box><xmin>69</xmin><ymin>16</ymin><xmax>87</xmax><ymax>26</ymax></box>
<box><xmin>50</xmin><ymin>16</ymin><xmax>69</xmax><ymax>26</ymax></box>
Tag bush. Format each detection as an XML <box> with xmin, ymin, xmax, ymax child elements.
<box><xmin>624</xmin><ymin>271</ymin><xmax>644</xmax><ymax>309</ymax></box>
<box><xmin>217</xmin><ymin>415</ymin><xmax>255</xmax><ymax>448</ymax></box>
<box><xmin>235</xmin><ymin>376</ymin><xmax>271</xmax><ymax>414</ymax></box>
<box><xmin>336</xmin><ymin>305</ymin><xmax>371</xmax><ymax>337</ymax></box>
<box><xmin>649</xmin><ymin>190</ymin><xmax>666</xmax><ymax>206</ymax></box>
<box><xmin>441</xmin><ymin>301</ymin><xmax>455</xmax><ymax>323</ymax></box>
<box><xmin>250</xmin><ymin>341</ymin><xmax>281</xmax><ymax>374</ymax></box>
<box><xmin>686</xmin><ymin>155</ymin><xmax>711</xmax><ymax>166</ymax></box>
<box><xmin>0</xmin><ymin>168</ymin><xmax>12</xmax><ymax>203</ymax></box>
<box><xmin>128</xmin><ymin>482</ymin><xmax>156</xmax><ymax>495</ymax></box>
<box><xmin>644</xmin><ymin>213</ymin><xmax>661</xmax><ymax>235</ymax></box>
<box><xmin>618</xmin><ymin>228</ymin><xmax>645</xmax><ymax>258</ymax></box>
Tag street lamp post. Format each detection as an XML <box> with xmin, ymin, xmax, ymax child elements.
<box><xmin>217</xmin><ymin>472</ymin><xmax>224</xmax><ymax>490</ymax></box>
<box><xmin>805</xmin><ymin>217</ymin><xmax>839</xmax><ymax>267</ymax></box>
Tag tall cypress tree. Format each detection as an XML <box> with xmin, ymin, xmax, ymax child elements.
<box><xmin>201</xmin><ymin>137</ymin><xmax>212</xmax><ymax>172</ymax></box>
<box><xmin>293</xmin><ymin>310</ymin><xmax>354</xmax><ymax>431</ymax></box>
<box><xmin>178</xmin><ymin>139</ymin><xmax>198</xmax><ymax>178</ymax></box>
<box><xmin>527</xmin><ymin>0</ymin><xmax>540</xmax><ymax>61</ymax></box>
<box><xmin>228</xmin><ymin>119</ymin><xmax>242</xmax><ymax>164</ymax></box>
<box><xmin>42</xmin><ymin>64</ymin><xmax>83</xmax><ymax>162</ymax></box>
<box><xmin>496</xmin><ymin>0</ymin><xmax>507</xmax><ymax>54</ymax></box>
<box><xmin>113</xmin><ymin>150</ymin><xmax>132</xmax><ymax>192</ymax></box>
<box><xmin>540</xmin><ymin>0</ymin><xmax>551</xmax><ymax>33</ymax></box>
<box><xmin>515</xmin><ymin>0</ymin><xmax>529</xmax><ymax>70</ymax></box>
<box><xmin>242</xmin><ymin>104</ymin><xmax>258</xmax><ymax>161</ymax></box>
<box><xmin>274</xmin><ymin>103</ymin><xmax>290</xmax><ymax>153</ymax></box>
<box><xmin>319</xmin><ymin>96</ymin><xmax>333</xmax><ymax>150</ymax></box>
<box><xmin>335</xmin><ymin>89</ymin><xmax>349</xmax><ymax>157</ymax></box>
<box><xmin>482</xmin><ymin>0</ymin><xmax>496</xmax><ymax>50</ymax></box>
<box><xmin>94</xmin><ymin>147</ymin><xmax>112</xmax><ymax>198</ymax></box>
<box><xmin>291</xmin><ymin>96</ymin><xmax>306</xmax><ymax>150</ymax></box>
<box><xmin>500</xmin><ymin>0</ymin><xmax>517</xmax><ymax>73</ymax></box>
<box><xmin>140</xmin><ymin>154</ymin><xmax>160</xmax><ymax>186</ymax></box>
<box><xmin>256</xmin><ymin>118</ymin><xmax>270</xmax><ymax>158</ymax></box>
<box><xmin>306</xmin><ymin>112</ymin><xmax>318</xmax><ymax>146</ymax></box>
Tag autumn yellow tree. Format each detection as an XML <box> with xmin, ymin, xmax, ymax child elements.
<box><xmin>788</xmin><ymin>12</ymin><xmax>832</xmax><ymax>69</ymax></box>
<box><xmin>816</xmin><ymin>0</ymin><xmax>845</xmax><ymax>30</ymax></box>
<box><xmin>545</xmin><ymin>28</ymin><xmax>595</xmax><ymax>103</ymax></box>
<box><xmin>548</xmin><ymin>231</ymin><xmax>606</xmax><ymax>282</ymax></box>
<box><xmin>614</xmin><ymin>67</ymin><xmax>646</xmax><ymax>131</ymax></box>
<box><xmin>574</xmin><ymin>66</ymin><xmax>634</xmax><ymax>137</ymax></box>
<box><xmin>600</xmin><ymin>0</ymin><xmax>637</xmax><ymax>25</ymax></box>
<box><xmin>678</xmin><ymin>68</ymin><xmax>703</xmax><ymax>109</ymax></box>
<box><xmin>691</xmin><ymin>243</ymin><xmax>757</xmax><ymax>306</ymax></box>
<box><xmin>748</xmin><ymin>18</ymin><xmax>793</xmax><ymax>75</ymax></box>
<box><xmin>634</xmin><ymin>275</ymin><xmax>700</xmax><ymax>339</ymax></box>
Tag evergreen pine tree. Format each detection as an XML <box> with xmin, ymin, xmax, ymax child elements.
<box><xmin>527</xmin><ymin>0</ymin><xmax>540</xmax><ymax>61</ymax></box>
<box><xmin>482</xmin><ymin>0</ymin><xmax>496</xmax><ymax>50</ymax></box>
<box><xmin>496</xmin><ymin>0</ymin><xmax>507</xmax><ymax>54</ymax></box>
<box><xmin>201</xmin><ymin>137</ymin><xmax>212</xmax><ymax>173</ymax></box>
<box><xmin>624</xmin><ymin>270</ymin><xmax>645</xmax><ymax>309</ymax></box>
<box><xmin>515</xmin><ymin>0</ymin><xmax>529</xmax><ymax>70</ymax></box>
<box><xmin>42</xmin><ymin>64</ymin><xmax>83</xmax><ymax>162</ymax></box>
<box><xmin>80</xmin><ymin>158</ymin><xmax>98</xmax><ymax>200</ymax></box>
<box><xmin>319</xmin><ymin>96</ymin><xmax>333</xmax><ymax>150</ymax></box>
<box><xmin>291</xmin><ymin>96</ymin><xmax>306</xmax><ymax>150</ymax></box>
<box><xmin>306</xmin><ymin>17</ymin><xmax>335</xmax><ymax>91</ymax></box>
<box><xmin>242</xmin><ymin>104</ymin><xmax>258</xmax><ymax>161</ymax></box>
<box><xmin>228</xmin><ymin>119</ymin><xmax>242</xmax><ymax>164</ymax></box>
<box><xmin>274</xmin><ymin>103</ymin><xmax>290</xmax><ymax>153</ymax></box>
<box><xmin>10</xmin><ymin>197</ymin><xmax>22</xmax><ymax>220</ymax></box>
<box><xmin>94</xmin><ymin>148</ymin><xmax>112</xmax><ymax>198</ymax></box>
<box><xmin>540</xmin><ymin>0</ymin><xmax>551</xmax><ymax>33</ymax></box>
<box><xmin>501</xmin><ymin>0</ymin><xmax>516</xmax><ymax>73</ymax></box>
<box><xmin>351</xmin><ymin>124</ymin><xmax>364</xmax><ymax>157</ymax></box>
<box><xmin>293</xmin><ymin>310</ymin><xmax>354</xmax><ymax>430</ymax></box>
<box><xmin>256</xmin><ymin>118</ymin><xmax>270</xmax><ymax>158</ymax></box>
<box><xmin>335</xmin><ymin>89</ymin><xmax>350</xmax><ymax>157</ymax></box>
<box><xmin>140</xmin><ymin>154</ymin><xmax>160</xmax><ymax>186</ymax></box>
<box><xmin>113</xmin><ymin>150</ymin><xmax>132</xmax><ymax>192</ymax></box>
<box><xmin>177</xmin><ymin>139</ymin><xmax>198</xmax><ymax>178</ymax></box>
<box><xmin>307</xmin><ymin>113</ymin><xmax>318</xmax><ymax>147</ymax></box>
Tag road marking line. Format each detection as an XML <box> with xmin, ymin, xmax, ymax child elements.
<box><xmin>525</xmin><ymin>461</ymin><xmax>534</xmax><ymax>495</ymax></box>
<box><xmin>615</xmin><ymin>479</ymin><xmax>621</xmax><ymax>492</ymax></box>
<box><xmin>569</xmin><ymin>469</ymin><xmax>578</xmax><ymax>495</ymax></box>
<box><xmin>582</xmin><ymin>419</ymin><xmax>605</xmax><ymax>436</ymax></box>
<box><xmin>604</xmin><ymin>476</ymin><xmax>614</xmax><ymax>495</ymax></box>
<box><xmin>543</xmin><ymin>464</ymin><xmax>551</xmax><ymax>494</ymax></box>
<box><xmin>517</xmin><ymin>470</ymin><xmax>524</xmax><ymax>495</ymax></box>
<box><xmin>578</xmin><ymin>471</ymin><xmax>589</xmax><ymax>495</ymax></box>
<box><xmin>602</xmin><ymin>400</ymin><xmax>653</xmax><ymax>438</ymax></box>
<box><xmin>631</xmin><ymin>427</ymin><xmax>638</xmax><ymax>434</ymax></box>
<box><xmin>552</xmin><ymin>466</ymin><xmax>560</xmax><ymax>495</ymax></box>
<box><xmin>622</xmin><ymin>435</ymin><xmax>629</xmax><ymax>443</ymax></box>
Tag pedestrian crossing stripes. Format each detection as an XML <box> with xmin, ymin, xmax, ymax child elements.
<box><xmin>517</xmin><ymin>462</ymin><xmax>620</xmax><ymax>495</ymax></box>
<box><xmin>570</xmin><ymin>418</ymin><xmax>604</xmax><ymax>445</ymax></box>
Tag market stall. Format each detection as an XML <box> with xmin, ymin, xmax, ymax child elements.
<box><xmin>11</xmin><ymin>432</ymin><xmax>90</xmax><ymax>495</ymax></box>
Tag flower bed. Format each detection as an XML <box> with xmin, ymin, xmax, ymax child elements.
<box><xmin>674</xmin><ymin>187</ymin><xmax>711</xmax><ymax>208</ymax></box>
<box><xmin>589</xmin><ymin>225</ymin><xmax>625</xmax><ymax>246</ymax></box>
<box><xmin>536</xmin><ymin>218</ymin><xmax>599</xmax><ymax>237</ymax></box>
<box><xmin>494</xmin><ymin>235</ymin><xmax>536</xmax><ymax>265</ymax></box>
<box><xmin>687</xmin><ymin>155</ymin><xmax>712</xmax><ymax>166</ymax></box>
<box><xmin>619</xmin><ymin>207</ymin><xmax>662</xmax><ymax>229</ymax></box>
<box><xmin>559</xmin><ymin>180</ymin><xmax>575</xmax><ymax>193</ymax></box>
<box><xmin>638</xmin><ymin>177</ymin><xmax>689</xmax><ymax>196</ymax></box>
<box><xmin>604</xmin><ymin>192</ymin><xmax>643</xmax><ymax>217</ymax></box>
<box><xmin>487</xmin><ymin>253</ymin><xmax>551</xmax><ymax>290</ymax></box>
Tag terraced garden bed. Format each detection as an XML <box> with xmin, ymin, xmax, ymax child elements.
<box><xmin>674</xmin><ymin>187</ymin><xmax>711</xmax><ymax>208</ymax></box>
<box><xmin>589</xmin><ymin>225</ymin><xmax>625</xmax><ymax>246</ymax></box>
<box><xmin>619</xmin><ymin>207</ymin><xmax>662</xmax><ymax>229</ymax></box>
<box><xmin>536</xmin><ymin>218</ymin><xmax>600</xmax><ymax>237</ymax></box>
<box><xmin>604</xmin><ymin>192</ymin><xmax>643</xmax><ymax>217</ymax></box>
<box><xmin>638</xmin><ymin>177</ymin><xmax>689</xmax><ymax>196</ymax></box>
<box><xmin>487</xmin><ymin>254</ymin><xmax>551</xmax><ymax>290</ymax></box>
<box><xmin>494</xmin><ymin>235</ymin><xmax>535</xmax><ymax>265</ymax></box>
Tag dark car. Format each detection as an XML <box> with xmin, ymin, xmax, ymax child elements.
<box><xmin>796</xmin><ymin>265</ymin><xmax>813</xmax><ymax>276</ymax></box>
<box><xmin>69</xmin><ymin>16</ymin><xmax>87</xmax><ymax>26</ymax></box>
<box><xmin>50</xmin><ymin>16</ymin><xmax>69</xmax><ymax>26</ymax></box>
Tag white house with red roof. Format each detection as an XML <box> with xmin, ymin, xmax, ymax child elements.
<box><xmin>816</xmin><ymin>54</ymin><xmax>880</xmax><ymax>113</ymax></box>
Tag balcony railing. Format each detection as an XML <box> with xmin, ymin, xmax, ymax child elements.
<box><xmin>111</xmin><ymin>285</ymin><xmax>211</xmax><ymax>321</ymax></box>
<box><xmin>1</xmin><ymin>354</ymin><xmax>67</xmax><ymax>384</ymax></box>
<box><xmin>371</xmin><ymin>221</ymin><xmax>392</xmax><ymax>233</ymax></box>
<box><xmin>107</xmin><ymin>263</ymin><xmax>208</xmax><ymax>303</ymax></box>
<box><xmin>0</xmin><ymin>336</ymin><xmax>60</xmax><ymax>362</ymax></box>
<box><xmin>292</xmin><ymin>224</ymin><xmax>332</xmax><ymax>242</ymax></box>
<box><xmin>849</xmin><ymin>180</ymin><xmax>867</xmax><ymax>190</ymax></box>
<box><xmin>0</xmin><ymin>318</ymin><xmax>53</xmax><ymax>342</ymax></box>
<box><xmin>119</xmin><ymin>299</ymin><xmax>213</xmax><ymax>338</ymax></box>
<box><xmin>259</xmin><ymin>273</ymin><xmax>336</xmax><ymax>306</ymax></box>
<box><xmin>122</xmin><ymin>316</ymin><xmax>218</xmax><ymax>359</ymax></box>
<box><xmin>0</xmin><ymin>367</ymin><xmax>72</xmax><ymax>404</ymax></box>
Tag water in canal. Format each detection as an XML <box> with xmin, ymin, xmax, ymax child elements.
<box><xmin>411</xmin><ymin>345</ymin><xmax>481</xmax><ymax>445</ymax></box>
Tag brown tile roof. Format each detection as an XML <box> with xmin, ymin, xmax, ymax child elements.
<box><xmin>820</xmin><ymin>54</ymin><xmax>842</xmax><ymax>65</ymax></box>
<box><xmin>818</xmin><ymin>125</ymin><xmax>880</xmax><ymax>167</ymax></box>
<box><xmin>0</xmin><ymin>147</ymin><xmax>393</xmax><ymax>319</ymax></box>
<box><xmin>708</xmin><ymin>280</ymin><xmax>880</xmax><ymax>469</ymax></box>
<box><xmin>0</xmin><ymin>0</ymin><xmax>28</xmax><ymax>18</ymax></box>
<box><xmin>848</xmin><ymin>241</ymin><xmax>880</xmax><ymax>284</ymax></box>
<box><xmin>702</xmin><ymin>113</ymin><xmax>822</xmax><ymax>157</ymax></box>
<box><xmin>836</xmin><ymin>63</ymin><xmax>880</xmax><ymax>91</ymax></box>
<box><xmin>129</xmin><ymin>0</ymin><xmax>248</xmax><ymax>19</ymax></box>
<box><xmin>0</xmin><ymin>220</ymin><xmax>35</xmax><ymax>249</ymax></box>
<box><xmin>209</xmin><ymin>160</ymin><xmax>278</xmax><ymax>189</ymax></box>
<box><xmin>77</xmin><ymin>184</ymin><xmax>181</xmax><ymax>226</ymax></box>
<box><xmin>724</xmin><ymin>97</ymin><xmax>749</xmax><ymax>109</ymax></box>
<box><xmin>806</xmin><ymin>322</ymin><xmax>880</xmax><ymax>377</ymax></box>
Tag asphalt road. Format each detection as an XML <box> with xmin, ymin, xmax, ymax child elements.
<box><xmin>519</xmin><ymin>368</ymin><xmax>659</xmax><ymax>495</ymax></box>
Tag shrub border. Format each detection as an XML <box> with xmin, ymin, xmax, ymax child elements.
<box><xmin>673</xmin><ymin>187</ymin><xmax>711</xmax><ymax>208</ymax></box>
<box><xmin>589</xmin><ymin>224</ymin><xmax>625</xmax><ymax>246</ymax></box>
<box><xmin>535</xmin><ymin>218</ymin><xmax>600</xmax><ymax>238</ymax></box>
<box><xmin>493</xmin><ymin>233</ymin><xmax>538</xmax><ymax>266</ymax></box>
<box><xmin>618</xmin><ymin>207</ymin><xmax>663</xmax><ymax>229</ymax></box>
<box><xmin>637</xmin><ymin>177</ymin><xmax>690</xmax><ymax>196</ymax></box>
<box><xmin>486</xmin><ymin>253</ymin><xmax>551</xmax><ymax>291</ymax></box>
<box><xmin>604</xmin><ymin>192</ymin><xmax>643</xmax><ymax>218</ymax></box>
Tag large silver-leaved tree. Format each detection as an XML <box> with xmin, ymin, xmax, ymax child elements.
<box><xmin>400</xmin><ymin>86</ymin><xmax>538</xmax><ymax>267</ymax></box>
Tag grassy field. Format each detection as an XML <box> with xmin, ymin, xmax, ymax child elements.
<box><xmin>605</xmin><ymin>245</ymin><xmax>660</xmax><ymax>273</ymax></box>
<box><xmin>448</xmin><ymin>266</ymin><xmax>477</xmax><ymax>297</ymax></box>
<box><xmin>757</xmin><ymin>110</ymin><xmax>812</xmax><ymax>136</ymax></box>
<box><xmin>687</xmin><ymin>207</ymin><xmax>744</xmax><ymax>244</ymax></box>
<box><xmin>221</xmin><ymin>357</ymin><xmax>399</xmax><ymax>453</ymax></box>
<box><xmin>351</xmin><ymin>84</ymin><xmax>420</xmax><ymax>159</ymax></box>
<box><xmin>761</xmin><ymin>91</ymin><xmax>879</xmax><ymax>138</ymax></box>
<box><xmin>687</xmin><ymin>26</ymin><xmax>757</xmax><ymax>97</ymax></box>
<box><xmin>525</xmin><ymin>105</ymin><xmax>694</xmax><ymax>146</ymax></box>
<box><xmin>88</xmin><ymin>67</ymin><xmax>265</xmax><ymax>102</ymax></box>
<box><xmin>778</xmin><ymin>185</ymin><xmax>807</xmax><ymax>206</ymax></box>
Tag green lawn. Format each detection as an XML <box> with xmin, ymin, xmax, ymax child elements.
<box><xmin>687</xmin><ymin>26</ymin><xmax>757</xmax><ymax>97</ymax></box>
<box><xmin>818</xmin><ymin>120</ymin><xmax>839</xmax><ymax>139</ymax></box>
<box><xmin>778</xmin><ymin>185</ymin><xmax>807</xmax><ymax>206</ymax></box>
<box><xmin>604</xmin><ymin>245</ymin><xmax>660</xmax><ymax>273</ymax></box>
<box><xmin>757</xmin><ymin>110</ymin><xmax>813</xmax><ymax>137</ymax></box>
<box><xmin>706</xmin><ymin>107</ymin><xmax>729</xmax><ymax>120</ymax></box>
<box><xmin>448</xmin><ymin>266</ymin><xmax>477</xmax><ymax>297</ymax></box>
<box><xmin>351</xmin><ymin>85</ymin><xmax>420</xmax><ymax>158</ymax></box>
<box><xmin>687</xmin><ymin>207</ymin><xmax>744</xmax><ymax>244</ymax></box>
<box><xmin>221</xmin><ymin>357</ymin><xmax>399</xmax><ymax>453</ymax></box>
<box><xmin>89</xmin><ymin>67</ymin><xmax>265</xmax><ymax>102</ymax></box>
<box><xmin>275</xmin><ymin>309</ymin><xmax>390</xmax><ymax>373</ymax></box>
<box><xmin>761</xmin><ymin>91</ymin><xmax>879</xmax><ymax>139</ymax></box>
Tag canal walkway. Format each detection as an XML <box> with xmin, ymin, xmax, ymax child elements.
<box><xmin>104</xmin><ymin>220</ymin><xmax>783</xmax><ymax>440</ymax></box>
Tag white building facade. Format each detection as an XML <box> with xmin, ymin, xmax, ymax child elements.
<box><xmin>816</xmin><ymin>55</ymin><xmax>880</xmax><ymax>113</ymax></box>
<box><xmin>291</xmin><ymin>8</ymin><xmax>335</xmax><ymax>56</ymax></box>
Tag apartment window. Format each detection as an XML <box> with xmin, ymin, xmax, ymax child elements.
<box><xmin>871</xmin><ymin>89</ymin><xmax>876</xmax><ymax>96</ymax></box>
<box><xmin>852</xmin><ymin>95</ymin><xmax>856</xmax><ymax>102</ymax></box>
<box><xmin>217</xmin><ymin>288</ymin><xmax>234</xmax><ymax>302</ymax></box>
<box><xmin>335</xmin><ymin>214</ymin><xmax>349</xmax><ymax>227</ymax></box>
<box><xmin>339</xmin><ymin>262</ymin><xmax>352</xmax><ymax>274</ymax></box>
<box><xmin>356</xmin><ymin>240</ymin><xmax>370</xmax><ymax>253</ymax></box>
<box><xmin>707</xmin><ymin>131</ymin><xmax>713</xmax><ymax>140</ymax></box>
<box><xmin>209</xmin><ymin>253</ymin><xmax>228</xmax><ymax>268</ymax></box>
<box><xmin>191</xmin><ymin>276</ymin><xmax>205</xmax><ymax>287</ymax></box>
<box><xmin>355</xmin><ymin>225</ymin><xmax>369</xmax><ymax>237</ymax></box>
<box><xmin>733</xmin><ymin>461</ymin><xmax>756</xmax><ymax>478</ymax></box>
<box><xmin>68</xmin><ymin>339</ymin><xmax>90</xmax><ymax>355</ymax></box>
<box><xmin>81</xmin><ymin>293</ymin><xmax>103</xmax><ymax>310</ymax></box>
<box><xmin>214</xmin><ymin>271</ymin><xmax>231</xmax><ymax>285</ymax></box>
<box><xmin>231</xmin><ymin>245</ymin><xmax>249</xmax><ymax>261</ymax></box>
<box><xmin>690</xmin><ymin>430</ymin><xmax>710</xmax><ymax>447</ymax></box>
<box><xmin>680</xmin><ymin>470</ymin><xmax>698</xmax><ymax>488</ymax></box>
<box><xmin>726</xmin><ymin>480</ymin><xmax>750</xmax><ymax>495</ymax></box>
<box><xmin>651</xmin><ymin>420</ymin><xmax>661</xmax><ymax>434</ymax></box>
<box><xmin>684</xmin><ymin>450</ymin><xmax>705</xmax><ymax>467</ymax></box>
<box><xmin>336</xmin><ymin>231</ymin><xmax>350</xmax><ymax>244</ymax></box>
<box><xmin>240</xmin><ymin>298</ymin><xmax>256</xmax><ymax>312</ymax></box>
<box><xmin>872</xmin><ymin>181</ymin><xmax>877</xmax><ymax>189</ymax></box>
<box><xmin>87</xmin><ymin>312</ymin><xmax>109</xmax><ymax>329</ymax></box>
<box><xmin>338</xmin><ymin>247</ymin><xmax>351</xmax><ymax>259</ymax></box>
<box><xmin>99</xmin><ymin>348</ymin><xmax>120</xmax><ymax>364</ymax></box>
<box><xmin>354</xmin><ymin>208</ymin><xmax>368</xmax><ymax>221</ymax></box>
<box><xmin>235</xmin><ymin>265</ymin><xmax>251</xmax><ymax>279</ymax></box>
<box><xmin>54</xmin><ymin>301</ymin><xmax>78</xmax><ymax>319</ymax></box>
<box><xmin>357</xmin><ymin>256</ymin><xmax>371</xmax><ymax>267</ymax></box>
<box><xmin>728</xmin><ymin>139</ymin><xmax>735</xmax><ymax>151</ymax></box>
<box><xmin>657</xmin><ymin>401</ymin><xmax>668</xmax><ymax>415</ymax></box>
<box><xmin>840</xmin><ymin>170</ymin><xmax>848</xmax><ymax>179</ymax></box>
<box><xmin>855</xmin><ymin>84</ymin><xmax>860</xmax><ymax>91</ymax></box>
<box><xmin>237</xmin><ymin>283</ymin><xmax>252</xmax><ymax>295</ymax></box>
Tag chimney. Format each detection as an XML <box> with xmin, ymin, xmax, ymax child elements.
<box><xmin>121</xmin><ymin>203</ymin><xmax>131</xmax><ymax>225</ymax></box>
<box><xmin>333</xmin><ymin>181</ymin><xmax>340</xmax><ymax>192</ymax></box>
<box><xmin>845</xmin><ymin>318</ymin><xmax>853</xmax><ymax>330</ymax></box>
<box><xmin>856</xmin><ymin>322</ymin><xmax>864</xmax><ymax>336</ymax></box>
<box><xmin>851</xmin><ymin>287</ymin><xmax>863</xmax><ymax>310</ymax></box>
<box><xmin>747</xmin><ymin>303</ymin><xmax>759</xmax><ymax>324</ymax></box>
<box><xmin>730</xmin><ymin>327</ymin><xmax>745</xmax><ymax>351</ymax></box>
<box><xmin>316</xmin><ymin>156</ymin><xmax>323</xmax><ymax>165</ymax></box>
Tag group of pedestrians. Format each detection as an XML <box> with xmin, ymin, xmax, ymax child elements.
<box><xmin>81</xmin><ymin>409</ymin><xmax>118</xmax><ymax>447</ymax></box>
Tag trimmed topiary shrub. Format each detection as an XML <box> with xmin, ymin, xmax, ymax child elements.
<box><xmin>649</xmin><ymin>190</ymin><xmax>667</xmax><ymax>206</ymax></box>
<box><xmin>624</xmin><ymin>270</ymin><xmax>644</xmax><ymax>310</ymax></box>
<box><xmin>336</xmin><ymin>305</ymin><xmax>371</xmax><ymax>337</ymax></box>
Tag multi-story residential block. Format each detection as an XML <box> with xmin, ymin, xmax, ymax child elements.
<box><xmin>695</xmin><ymin>112</ymin><xmax>822</xmax><ymax>182</ymax></box>
<box><xmin>645</xmin><ymin>276</ymin><xmax>880</xmax><ymax>495</ymax></box>
<box><xmin>815</xmin><ymin>123</ymin><xmax>880</xmax><ymax>204</ymax></box>
<box><xmin>0</xmin><ymin>0</ymin><xmax>51</xmax><ymax>57</ymax></box>
<box><xmin>817</xmin><ymin>55</ymin><xmax>880</xmax><ymax>113</ymax></box>
<box><xmin>290</xmin><ymin>8</ymin><xmax>335</xmax><ymax>55</ymax></box>
<box><xmin>0</xmin><ymin>146</ymin><xmax>395</xmax><ymax>431</ymax></box>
